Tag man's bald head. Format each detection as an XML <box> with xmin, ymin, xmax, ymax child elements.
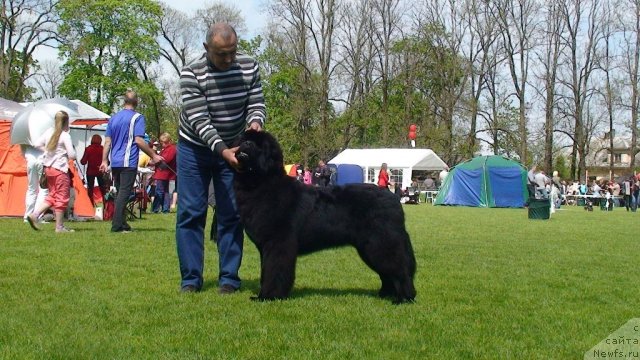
<box><xmin>203</xmin><ymin>22</ymin><xmax>238</xmax><ymax>71</ymax></box>
<box><xmin>206</xmin><ymin>22</ymin><xmax>237</xmax><ymax>45</ymax></box>
<box><xmin>124</xmin><ymin>89</ymin><xmax>138</xmax><ymax>108</ymax></box>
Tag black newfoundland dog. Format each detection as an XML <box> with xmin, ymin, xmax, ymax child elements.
<box><xmin>234</xmin><ymin>130</ymin><xmax>416</xmax><ymax>304</ymax></box>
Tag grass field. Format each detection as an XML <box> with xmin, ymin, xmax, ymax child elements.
<box><xmin>0</xmin><ymin>204</ymin><xmax>638</xmax><ymax>359</ymax></box>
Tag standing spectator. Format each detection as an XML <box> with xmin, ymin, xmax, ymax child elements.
<box><xmin>612</xmin><ymin>181</ymin><xmax>621</xmax><ymax>206</ymax></box>
<box><xmin>152</xmin><ymin>132</ymin><xmax>177</xmax><ymax>213</ymax></box>
<box><xmin>534</xmin><ymin>170</ymin><xmax>548</xmax><ymax>199</ymax></box>
<box><xmin>26</xmin><ymin>111</ymin><xmax>76</xmax><ymax>233</ymax></box>
<box><xmin>439</xmin><ymin>166</ymin><xmax>450</xmax><ymax>187</ymax></box>
<box><xmin>176</xmin><ymin>22</ymin><xmax>266</xmax><ymax>294</ymax></box>
<box><xmin>423</xmin><ymin>176</ymin><xmax>436</xmax><ymax>190</ymax></box>
<box><xmin>80</xmin><ymin>134</ymin><xmax>104</xmax><ymax>206</ymax></box>
<box><xmin>527</xmin><ymin>165</ymin><xmax>537</xmax><ymax>198</ymax></box>
<box><xmin>623</xmin><ymin>177</ymin><xmax>632</xmax><ymax>211</ymax></box>
<box><xmin>303</xmin><ymin>166</ymin><xmax>312</xmax><ymax>185</ymax></box>
<box><xmin>377</xmin><ymin>163</ymin><xmax>390</xmax><ymax>189</ymax></box>
<box><xmin>313</xmin><ymin>159</ymin><xmax>331</xmax><ymax>187</ymax></box>
<box><xmin>21</xmin><ymin>144</ymin><xmax>48</xmax><ymax>223</ymax></box>
<box><xmin>295</xmin><ymin>167</ymin><xmax>304</xmax><ymax>183</ymax></box>
<box><xmin>633</xmin><ymin>176</ymin><xmax>640</xmax><ymax>212</ymax></box>
<box><xmin>99</xmin><ymin>90</ymin><xmax>163</xmax><ymax>233</ymax></box>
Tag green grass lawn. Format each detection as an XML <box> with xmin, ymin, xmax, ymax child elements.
<box><xmin>0</xmin><ymin>204</ymin><xmax>638</xmax><ymax>359</ymax></box>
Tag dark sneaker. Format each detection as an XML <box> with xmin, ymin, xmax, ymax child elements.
<box><xmin>218</xmin><ymin>284</ymin><xmax>237</xmax><ymax>295</ymax></box>
<box><xmin>181</xmin><ymin>285</ymin><xmax>199</xmax><ymax>293</ymax></box>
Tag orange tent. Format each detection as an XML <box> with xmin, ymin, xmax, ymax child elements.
<box><xmin>0</xmin><ymin>120</ymin><xmax>29</xmax><ymax>216</ymax></box>
<box><xmin>0</xmin><ymin>120</ymin><xmax>95</xmax><ymax>218</ymax></box>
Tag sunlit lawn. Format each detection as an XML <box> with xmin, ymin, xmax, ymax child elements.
<box><xmin>0</xmin><ymin>203</ymin><xmax>638</xmax><ymax>359</ymax></box>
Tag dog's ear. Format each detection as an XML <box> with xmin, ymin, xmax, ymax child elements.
<box><xmin>252</xmin><ymin>132</ymin><xmax>284</xmax><ymax>175</ymax></box>
<box><xmin>263</xmin><ymin>132</ymin><xmax>284</xmax><ymax>171</ymax></box>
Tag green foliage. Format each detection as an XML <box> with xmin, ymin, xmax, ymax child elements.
<box><xmin>554</xmin><ymin>154</ymin><xmax>571</xmax><ymax>180</ymax></box>
<box><xmin>57</xmin><ymin>0</ymin><xmax>162</xmax><ymax>113</ymax></box>
<box><xmin>254</xmin><ymin>37</ymin><xmax>328</xmax><ymax>165</ymax></box>
<box><xmin>0</xmin><ymin>50</ymin><xmax>35</xmax><ymax>101</ymax></box>
<box><xmin>0</xmin><ymin>206</ymin><xmax>638</xmax><ymax>358</ymax></box>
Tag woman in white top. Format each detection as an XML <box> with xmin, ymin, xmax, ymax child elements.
<box><xmin>26</xmin><ymin>111</ymin><xmax>77</xmax><ymax>233</ymax></box>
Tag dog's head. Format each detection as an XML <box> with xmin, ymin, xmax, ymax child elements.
<box><xmin>235</xmin><ymin>130</ymin><xmax>285</xmax><ymax>178</ymax></box>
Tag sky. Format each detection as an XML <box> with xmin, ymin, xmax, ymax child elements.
<box><xmin>160</xmin><ymin>0</ymin><xmax>267</xmax><ymax>38</ymax></box>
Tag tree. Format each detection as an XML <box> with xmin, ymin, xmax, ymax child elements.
<box><xmin>416</xmin><ymin>0</ymin><xmax>470</xmax><ymax>164</ymax></box>
<box><xmin>56</xmin><ymin>0</ymin><xmax>162</xmax><ymax>113</ymax></box>
<box><xmin>534</xmin><ymin>0</ymin><xmax>565</xmax><ymax>174</ymax></box>
<box><xmin>391</xmin><ymin>28</ymin><xmax>467</xmax><ymax>164</ymax></box>
<box><xmin>597</xmin><ymin>1</ymin><xmax>620</xmax><ymax>180</ymax></box>
<box><xmin>156</xmin><ymin>5</ymin><xmax>199</xmax><ymax>77</ymax></box>
<box><xmin>267</xmin><ymin>0</ymin><xmax>341</xmax><ymax>161</ymax></box>
<box><xmin>372</xmin><ymin>0</ymin><xmax>403</xmax><ymax>144</ymax></box>
<box><xmin>494</xmin><ymin>0</ymin><xmax>538</xmax><ymax>165</ymax></box>
<box><xmin>619</xmin><ymin>0</ymin><xmax>640</xmax><ymax>172</ymax></box>
<box><xmin>195</xmin><ymin>1</ymin><xmax>247</xmax><ymax>37</ymax></box>
<box><xmin>1</xmin><ymin>0</ymin><xmax>58</xmax><ymax>101</ymax></box>
<box><xmin>32</xmin><ymin>58</ymin><xmax>62</xmax><ymax>98</ymax></box>
<box><xmin>557</xmin><ymin>0</ymin><xmax>605</xmax><ymax>181</ymax></box>
<box><xmin>461</xmin><ymin>0</ymin><xmax>499</xmax><ymax>158</ymax></box>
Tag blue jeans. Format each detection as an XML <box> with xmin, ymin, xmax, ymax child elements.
<box><xmin>153</xmin><ymin>179</ymin><xmax>170</xmax><ymax>213</ymax></box>
<box><xmin>176</xmin><ymin>140</ymin><xmax>243</xmax><ymax>290</ymax></box>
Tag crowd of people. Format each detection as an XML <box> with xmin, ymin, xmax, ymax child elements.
<box><xmin>22</xmin><ymin>91</ymin><xmax>179</xmax><ymax>234</ymax></box>
<box><xmin>527</xmin><ymin>166</ymin><xmax>640</xmax><ymax>212</ymax></box>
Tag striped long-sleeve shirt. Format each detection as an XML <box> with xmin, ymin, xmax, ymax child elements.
<box><xmin>179</xmin><ymin>52</ymin><xmax>266</xmax><ymax>154</ymax></box>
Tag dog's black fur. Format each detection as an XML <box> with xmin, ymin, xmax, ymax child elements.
<box><xmin>234</xmin><ymin>130</ymin><xmax>417</xmax><ymax>304</ymax></box>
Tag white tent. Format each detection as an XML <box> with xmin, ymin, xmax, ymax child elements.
<box><xmin>329</xmin><ymin>148</ymin><xmax>448</xmax><ymax>190</ymax></box>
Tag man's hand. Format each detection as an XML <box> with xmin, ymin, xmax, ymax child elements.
<box><xmin>99</xmin><ymin>160</ymin><xmax>109</xmax><ymax>173</ymax></box>
<box><xmin>222</xmin><ymin>147</ymin><xmax>239</xmax><ymax>170</ymax></box>
<box><xmin>248</xmin><ymin>122</ymin><xmax>262</xmax><ymax>132</ymax></box>
<box><xmin>151</xmin><ymin>154</ymin><xmax>165</xmax><ymax>166</ymax></box>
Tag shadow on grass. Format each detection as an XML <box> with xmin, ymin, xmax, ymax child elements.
<box><xmin>291</xmin><ymin>286</ymin><xmax>378</xmax><ymax>300</ymax></box>
<box><xmin>201</xmin><ymin>278</ymin><xmax>262</xmax><ymax>293</ymax></box>
<box><xmin>202</xmin><ymin>277</ymin><xmax>379</xmax><ymax>300</ymax></box>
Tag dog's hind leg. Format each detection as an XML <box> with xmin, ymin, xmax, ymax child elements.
<box><xmin>256</xmin><ymin>241</ymin><xmax>297</xmax><ymax>301</ymax></box>
<box><xmin>390</xmin><ymin>274</ymin><xmax>417</xmax><ymax>304</ymax></box>
<box><xmin>378</xmin><ymin>275</ymin><xmax>395</xmax><ymax>298</ymax></box>
<box><xmin>355</xmin><ymin>243</ymin><xmax>416</xmax><ymax>303</ymax></box>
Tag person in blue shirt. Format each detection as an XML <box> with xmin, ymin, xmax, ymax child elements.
<box><xmin>100</xmin><ymin>90</ymin><xmax>163</xmax><ymax>233</ymax></box>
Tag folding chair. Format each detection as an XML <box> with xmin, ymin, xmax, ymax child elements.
<box><xmin>126</xmin><ymin>170</ymin><xmax>152</xmax><ymax>220</ymax></box>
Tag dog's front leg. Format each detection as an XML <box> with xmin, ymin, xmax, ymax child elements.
<box><xmin>254</xmin><ymin>240</ymin><xmax>297</xmax><ymax>301</ymax></box>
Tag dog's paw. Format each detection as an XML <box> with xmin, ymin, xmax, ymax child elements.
<box><xmin>250</xmin><ymin>295</ymin><xmax>285</xmax><ymax>302</ymax></box>
<box><xmin>392</xmin><ymin>297</ymin><xmax>416</xmax><ymax>305</ymax></box>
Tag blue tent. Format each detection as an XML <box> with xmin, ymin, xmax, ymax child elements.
<box><xmin>434</xmin><ymin>155</ymin><xmax>528</xmax><ymax>208</ymax></box>
<box><xmin>335</xmin><ymin>164</ymin><xmax>364</xmax><ymax>185</ymax></box>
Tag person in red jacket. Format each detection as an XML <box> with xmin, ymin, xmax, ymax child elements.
<box><xmin>152</xmin><ymin>132</ymin><xmax>177</xmax><ymax>213</ymax></box>
<box><xmin>81</xmin><ymin>134</ymin><xmax>105</xmax><ymax>206</ymax></box>
<box><xmin>377</xmin><ymin>162</ymin><xmax>390</xmax><ymax>189</ymax></box>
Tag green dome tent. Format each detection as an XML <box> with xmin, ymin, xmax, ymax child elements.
<box><xmin>434</xmin><ymin>155</ymin><xmax>528</xmax><ymax>208</ymax></box>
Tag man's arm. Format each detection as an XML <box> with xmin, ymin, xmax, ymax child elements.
<box><xmin>135</xmin><ymin>137</ymin><xmax>164</xmax><ymax>165</ymax></box>
<box><xmin>245</xmin><ymin>60</ymin><xmax>266</xmax><ymax>130</ymax></box>
<box><xmin>99</xmin><ymin>137</ymin><xmax>111</xmax><ymax>173</ymax></box>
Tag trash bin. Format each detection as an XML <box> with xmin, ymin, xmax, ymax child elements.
<box><xmin>577</xmin><ymin>198</ymin><xmax>586</xmax><ymax>206</ymax></box>
<box><xmin>528</xmin><ymin>198</ymin><xmax>550</xmax><ymax>220</ymax></box>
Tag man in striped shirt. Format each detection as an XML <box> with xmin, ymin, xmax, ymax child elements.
<box><xmin>176</xmin><ymin>23</ymin><xmax>266</xmax><ymax>294</ymax></box>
